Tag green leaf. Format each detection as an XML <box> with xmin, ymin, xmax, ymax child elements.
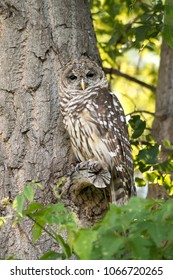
<box><xmin>135</xmin><ymin>177</ymin><xmax>147</xmax><ymax>187</ymax></box>
<box><xmin>163</xmin><ymin>0</ymin><xmax>173</xmax><ymax>49</ymax></box>
<box><xmin>133</xmin><ymin>25</ymin><xmax>149</xmax><ymax>42</ymax></box>
<box><xmin>25</xmin><ymin>202</ymin><xmax>44</xmax><ymax>213</ymax></box>
<box><xmin>102</xmin><ymin>0</ymin><xmax>121</xmax><ymax>18</ymax></box>
<box><xmin>138</xmin><ymin>144</ymin><xmax>159</xmax><ymax>164</ymax></box>
<box><xmin>129</xmin><ymin>115</ymin><xmax>146</xmax><ymax>139</ymax></box>
<box><xmin>138</xmin><ymin>161</ymin><xmax>151</xmax><ymax>173</ymax></box>
<box><xmin>162</xmin><ymin>139</ymin><xmax>172</xmax><ymax>148</ymax></box>
<box><xmin>73</xmin><ymin>229</ymin><xmax>98</xmax><ymax>259</ymax></box>
<box><xmin>32</xmin><ymin>222</ymin><xmax>43</xmax><ymax>243</ymax></box>
<box><xmin>127</xmin><ymin>235</ymin><xmax>151</xmax><ymax>260</ymax></box>
<box><xmin>145</xmin><ymin>170</ymin><xmax>161</xmax><ymax>183</ymax></box>
<box><xmin>54</xmin><ymin>233</ymin><xmax>72</xmax><ymax>259</ymax></box>
<box><xmin>13</xmin><ymin>194</ymin><xmax>25</xmax><ymax>216</ymax></box>
<box><xmin>148</xmin><ymin>223</ymin><xmax>169</xmax><ymax>246</ymax></box>
<box><xmin>155</xmin><ymin>160</ymin><xmax>173</xmax><ymax>173</ymax></box>
<box><xmin>99</xmin><ymin>233</ymin><xmax>124</xmax><ymax>259</ymax></box>
<box><xmin>23</xmin><ymin>184</ymin><xmax>35</xmax><ymax>202</ymax></box>
<box><xmin>40</xmin><ymin>251</ymin><xmax>65</xmax><ymax>260</ymax></box>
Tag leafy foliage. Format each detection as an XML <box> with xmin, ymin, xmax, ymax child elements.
<box><xmin>90</xmin><ymin>0</ymin><xmax>173</xmax><ymax>59</ymax></box>
<box><xmin>89</xmin><ymin>1</ymin><xmax>166</xmax><ymax>130</ymax></box>
<box><xmin>163</xmin><ymin>0</ymin><xmax>173</xmax><ymax>48</ymax></box>
<box><xmin>129</xmin><ymin>113</ymin><xmax>173</xmax><ymax>194</ymax></box>
<box><xmin>89</xmin><ymin>0</ymin><xmax>173</xmax><ymax>133</ymax></box>
<box><xmin>73</xmin><ymin>198</ymin><xmax>173</xmax><ymax>260</ymax></box>
<box><xmin>90</xmin><ymin>0</ymin><xmax>164</xmax><ymax>64</ymax></box>
<box><xmin>12</xmin><ymin>182</ymin><xmax>75</xmax><ymax>259</ymax></box>
<box><xmin>5</xmin><ymin>185</ymin><xmax>173</xmax><ymax>260</ymax></box>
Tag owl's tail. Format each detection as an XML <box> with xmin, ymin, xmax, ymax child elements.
<box><xmin>110</xmin><ymin>166</ymin><xmax>135</xmax><ymax>205</ymax></box>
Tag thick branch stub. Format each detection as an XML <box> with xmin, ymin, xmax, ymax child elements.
<box><xmin>59</xmin><ymin>160</ymin><xmax>111</xmax><ymax>226</ymax></box>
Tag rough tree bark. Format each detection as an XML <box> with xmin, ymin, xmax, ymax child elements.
<box><xmin>152</xmin><ymin>42</ymin><xmax>173</xmax><ymax>145</ymax></box>
<box><xmin>149</xmin><ymin>41</ymin><xmax>173</xmax><ymax>200</ymax></box>
<box><xmin>0</xmin><ymin>0</ymin><xmax>109</xmax><ymax>259</ymax></box>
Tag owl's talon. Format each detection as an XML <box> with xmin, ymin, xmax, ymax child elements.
<box><xmin>75</xmin><ymin>161</ymin><xmax>88</xmax><ymax>172</ymax></box>
<box><xmin>75</xmin><ymin>163</ymin><xmax>80</xmax><ymax>172</ymax></box>
<box><xmin>88</xmin><ymin>161</ymin><xmax>102</xmax><ymax>173</ymax></box>
<box><xmin>75</xmin><ymin>160</ymin><xmax>102</xmax><ymax>173</ymax></box>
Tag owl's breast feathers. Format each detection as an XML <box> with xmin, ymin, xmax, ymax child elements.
<box><xmin>65</xmin><ymin>86</ymin><xmax>133</xmax><ymax>175</ymax></box>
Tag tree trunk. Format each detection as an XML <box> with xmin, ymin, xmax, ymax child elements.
<box><xmin>150</xmin><ymin>41</ymin><xmax>173</xmax><ymax>199</ymax></box>
<box><xmin>152</xmin><ymin>42</ymin><xmax>173</xmax><ymax>145</ymax></box>
<box><xmin>0</xmin><ymin>0</ymin><xmax>106</xmax><ymax>259</ymax></box>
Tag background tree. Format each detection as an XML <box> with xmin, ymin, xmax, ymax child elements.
<box><xmin>152</xmin><ymin>44</ymin><xmax>173</xmax><ymax>145</ymax></box>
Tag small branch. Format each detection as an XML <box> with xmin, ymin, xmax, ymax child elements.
<box><xmin>104</xmin><ymin>67</ymin><xmax>156</xmax><ymax>93</ymax></box>
<box><xmin>127</xmin><ymin>110</ymin><xmax>155</xmax><ymax>117</ymax></box>
<box><xmin>26</xmin><ymin>214</ymin><xmax>57</xmax><ymax>241</ymax></box>
<box><xmin>131</xmin><ymin>140</ymin><xmax>154</xmax><ymax>146</ymax></box>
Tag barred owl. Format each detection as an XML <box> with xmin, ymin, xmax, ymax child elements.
<box><xmin>58</xmin><ymin>57</ymin><xmax>135</xmax><ymax>205</ymax></box>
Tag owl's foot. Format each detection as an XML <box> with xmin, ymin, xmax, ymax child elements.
<box><xmin>75</xmin><ymin>160</ymin><xmax>102</xmax><ymax>173</ymax></box>
<box><xmin>74</xmin><ymin>160</ymin><xmax>111</xmax><ymax>189</ymax></box>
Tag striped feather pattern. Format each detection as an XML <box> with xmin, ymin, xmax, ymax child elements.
<box><xmin>58</xmin><ymin>58</ymin><xmax>136</xmax><ymax>205</ymax></box>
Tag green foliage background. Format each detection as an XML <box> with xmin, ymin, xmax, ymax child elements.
<box><xmin>90</xmin><ymin>0</ymin><xmax>173</xmax><ymax>128</ymax></box>
<box><xmin>90</xmin><ymin>0</ymin><xmax>164</xmax><ymax>122</ymax></box>
<box><xmin>90</xmin><ymin>0</ymin><xmax>173</xmax><ymax>195</ymax></box>
<box><xmin>1</xmin><ymin>183</ymin><xmax>173</xmax><ymax>260</ymax></box>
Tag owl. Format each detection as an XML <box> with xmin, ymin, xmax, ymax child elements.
<box><xmin>58</xmin><ymin>57</ymin><xmax>135</xmax><ymax>205</ymax></box>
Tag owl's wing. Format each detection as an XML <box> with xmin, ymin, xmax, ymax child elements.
<box><xmin>87</xmin><ymin>88</ymin><xmax>134</xmax><ymax>201</ymax></box>
<box><xmin>90</xmin><ymin>88</ymin><xmax>133</xmax><ymax>172</ymax></box>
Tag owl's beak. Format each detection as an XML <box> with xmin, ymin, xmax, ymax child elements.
<box><xmin>81</xmin><ymin>79</ymin><xmax>85</xmax><ymax>90</ymax></box>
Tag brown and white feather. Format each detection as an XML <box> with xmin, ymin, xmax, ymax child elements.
<box><xmin>58</xmin><ymin>57</ymin><xmax>136</xmax><ymax>205</ymax></box>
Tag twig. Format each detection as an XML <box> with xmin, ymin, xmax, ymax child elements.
<box><xmin>104</xmin><ymin>67</ymin><xmax>156</xmax><ymax>93</ymax></box>
<box><xmin>127</xmin><ymin>110</ymin><xmax>155</xmax><ymax>117</ymax></box>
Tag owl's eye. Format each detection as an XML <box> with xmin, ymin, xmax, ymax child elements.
<box><xmin>86</xmin><ymin>71</ymin><xmax>95</xmax><ymax>78</ymax></box>
<box><xmin>69</xmin><ymin>74</ymin><xmax>77</xmax><ymax>80</ymax></box>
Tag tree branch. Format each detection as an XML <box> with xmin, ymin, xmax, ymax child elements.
<box><xmin>104</xmin><ymin>67</ymin><xmax>156</xmax><ymax>93</ymax></box>
<box><xmin>127</xmin><ymin>110</ymin><xmax>155</xmax><ymax>117</ymax></box>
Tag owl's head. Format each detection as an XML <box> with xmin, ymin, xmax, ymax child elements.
<box><xmin>59</xmin><ymin>57</ymin><xmax>107</xmax><ymax>92</ymax></box>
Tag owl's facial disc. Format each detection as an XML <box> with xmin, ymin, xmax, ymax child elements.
<box><xmin>65</xmin><ymin>61</ymin><xmax>104</xmax><ymax>90</ymax></box>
